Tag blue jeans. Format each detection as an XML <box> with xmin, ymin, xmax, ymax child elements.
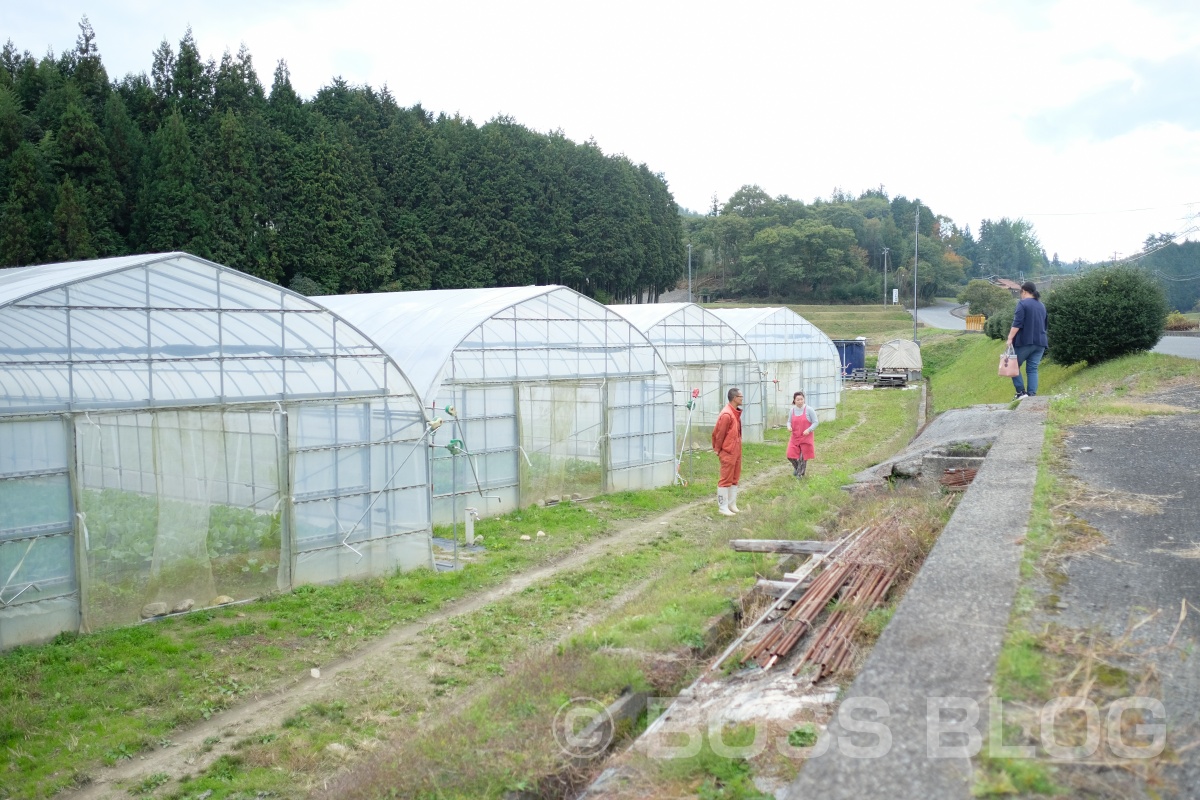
<box><xmin>1012</xmin><ymin>344</ymin><xmax>1045</xmax><ymax>395</ymax></box>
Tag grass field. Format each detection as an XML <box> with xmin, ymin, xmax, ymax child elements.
<box><xmin>709</xmin><ymin>302</ymin><xmax>956</xmax><ymax>358</ymax></box>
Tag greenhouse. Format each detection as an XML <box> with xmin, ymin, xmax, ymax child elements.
<box><xmin>712</xmin><ymin>307</ymin><xmax>842</xmax><ymax>425</ymax></box>
<box><xmin>0</xmin><ymin>253</ymin><xmax>433</xmax><ymax>649</ymax></box>
<box><xmin>318</xmin><ymin>287</ymin><xmax>676</xmax><ymax>523</ymax></box>
<box><xmin>607</xmin><ymin>303</ymin><xmax>765</xmax><ymax>449</ymax></box>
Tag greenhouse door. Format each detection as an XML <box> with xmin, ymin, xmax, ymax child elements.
<box><xmin>75</xmin><ymin>409</ymin><xmax>285</xmax><ymax>630</ymax></box>
<box><xmin>517</xmin><ymin>383</ymin><xmax>605</xmax><ymax>506</ymax></box>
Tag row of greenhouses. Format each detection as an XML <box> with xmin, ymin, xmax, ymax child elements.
<box><xmin>0</xmin><ymin>253</ymin><xmax>842</xmax><ymax>648</ymax></box>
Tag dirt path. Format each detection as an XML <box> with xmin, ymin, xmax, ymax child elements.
<box><xmin>70</xmin><ymin>468</ymin><xmax>789</xmax><ymax>799</ymax></box>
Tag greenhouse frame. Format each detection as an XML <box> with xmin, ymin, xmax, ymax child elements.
<box><xmin>0</xmin><ymin>253</ymin><xmax>433</xmax><ymax>649</ymax></box>
<box><xmin>712</xmin><ymin>307</ymin><xmax>842</xmax><ymax>425</ymax></box>
<box><xmin>318</xmin><ymin>287</ymin><xmax>677</xmax><ymax>523</ymax></box>
<box><xmin>607</xmin><ymin>303</ymin><xmax>765</xmax><ymax>449</ymax></box>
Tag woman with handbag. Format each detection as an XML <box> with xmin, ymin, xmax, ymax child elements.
<box><xmin>1005</xmin><ymin>281</ymin><xmax>1049</xmax><ymax>400</ymax></box>
<box><xmin>787</xmin><ymin>391</ymin><xmax>818</xmax><ymax>478</ymax></box>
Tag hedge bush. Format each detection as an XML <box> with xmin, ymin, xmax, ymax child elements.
<box><xmin>983</xmin><ymin>299</ymin><xmax>1016</xmax><ymax>340</ymax></box>
<box><xmin>1044</xmin><ymin>266</ymin><xmax>1168</xmax><ymax>365</ymax></box>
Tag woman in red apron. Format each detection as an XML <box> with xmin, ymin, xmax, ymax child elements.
<box><xmin>787</xmin><ymin>391</ymin><xmax>818</xmax><ymax>478</ymax></box>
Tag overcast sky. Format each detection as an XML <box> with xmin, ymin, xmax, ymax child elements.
<box><xmin>6</xmin><ymin>0</ymin><xmax>1200</xmax><ymax>263</ymax></box>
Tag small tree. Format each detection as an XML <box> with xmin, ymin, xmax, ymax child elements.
<box><xmin>983</xmin><ymin>299</ymin><xmax>1015</xmax><ymax>340</ymax></box>
<box><xmin>1045</xmin><ymin>266</ymin><xmax>1168</xmax><ymax>365</ymax></box>
<box><xmin>957</xmin><ymin>279</ymin><xmax>1013</xmax><ymax>318</ymax></box>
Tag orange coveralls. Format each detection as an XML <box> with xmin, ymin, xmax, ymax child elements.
<box><xmin>711</xmin><ymin>403</ymin><xmax>743</xmax><ymax>488</ymax></box>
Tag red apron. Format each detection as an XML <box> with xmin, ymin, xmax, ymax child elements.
<box><xmin>787</xmin><ymin>405</ymin><xmax>815</xmax><ymax>461</ymax></box>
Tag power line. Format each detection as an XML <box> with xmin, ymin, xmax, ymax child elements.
<box><xmin>1111</xmin><ymin>224</ymin><xmax>1200</xmax><ymax>267</ymax></box>
<box><xmin>1020</xmin><ymin>201</ymin><xmax>1200</xmax><ymax>218</ymax></box>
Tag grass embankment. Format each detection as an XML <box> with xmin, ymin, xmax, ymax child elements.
<box><xmin>919</xmin><ymin>342</ymin><xmax>1200</xmax><ymax>796</ymax></box>
<box><xmin>921</xmin><ymin>333</ymin><xmax>1085</xmax><ymax>413</ymax></box>
<box><xmin>0</xmin><ymin>388</ymin><xmax>918</xmax><ymax>800</ymax></box>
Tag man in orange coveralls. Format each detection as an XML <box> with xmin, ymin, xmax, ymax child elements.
<box><xmin>712</xmin><ymin>386</ymin><xmax>743</xmax><ymax>517</ymax></box>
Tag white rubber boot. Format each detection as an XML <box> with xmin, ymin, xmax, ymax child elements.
<box><xmin>728</xmin><ymin>485</ymin><xmax>741</xmax><ymax>514</ymax></box>
<box><xmin>717</xmin><ymin>487</ymin><xmax>735</xmax><ymax>517</ymax></box>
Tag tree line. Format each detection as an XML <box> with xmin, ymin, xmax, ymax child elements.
<box><xmin>682</xmin><ymin>185</ymin><xmax>1070</xmax><ymax>304</ymax></box>
<box><xmin>0</xmin><ymin>18</ymin><xmax>683</xmax><ymax>301</ymax></box>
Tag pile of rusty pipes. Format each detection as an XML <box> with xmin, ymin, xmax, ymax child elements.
<box><xmin>939</xmin><ymin>467</ymin><xmax>979</xmax><ymax>491</ymax></box>
<box><xmin>741</xmin><ymin>521</ymin><xmax>900</xmax><ymax>675</ymax></box>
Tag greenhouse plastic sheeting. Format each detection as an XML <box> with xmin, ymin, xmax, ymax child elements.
<box><xmin>608</xmin><ymin>303</ymin><xmax>766</xmax><ymax>449</ymax></box>
<box><xmin>712</xmin><ymin>307</ymin><xmax>842</xmax><ymax>425</ymax></box>
<box><xmin>0</xmin><ymin>253</ymin><xmax>432</xmax><ymax>648</ymax></box>
<box><xmin>318</xmin><ymin>287</ymin><xmax>676</xmax><ymax>523</ymax></box>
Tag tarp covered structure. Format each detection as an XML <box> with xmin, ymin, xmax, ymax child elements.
<box><xmin>0</xmin><ymin>253</ymin><xmax>432</xmax><ymax>649</ymax></box>
<box><xmin>877</xmin><ymin>339</ymin><xmax>924</xmax><ymax>373</ymax></box>
<box><xmin>712</xmin><ymin>307</ymin><xmax>842</xmax><ymax>425</ymax></box>
<box><xmin>608</xmin><ymin>303</ymin><xmax>765</xmax><ymax>448</ymax></box>
<box><xmin>319</xmin><ymin>287</ymin><xmax>676</xmax><ymax>522</ymax></box>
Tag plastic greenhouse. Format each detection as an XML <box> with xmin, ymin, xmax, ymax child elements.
<box><xmin>607</xmin><ymin>303</ymin><xmax>765</xmax><ymax>449</ymax></box>
<box><xmin>0</xmin><ymin>253</ymin><xmax>433</xmax><ymax>649</ymax></box>
<box><xmin>712</xmin><ymin>307</ymin><xmax>842</xmax><ymax>425</ymax></box>
<box><xmin>317</xmin><ymin>287</ymin><xmax>676</xmax><ymax>523</ymax></box>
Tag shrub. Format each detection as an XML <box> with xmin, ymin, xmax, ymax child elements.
<box><xmin>1165</xmin><ymin>311</ymin><xmax>1198</xmax><ymax>331</ymax></box>
<box><xmin>983</xmin><ymin>299</ymin><xmax>1016</xmax><ymax>340</ymax></box>
<box><xmin>957</xmin><ymin>279</ymin><xmax>1015</xmax><ymax>319</ymax></box>
<box><xmin>1044</xmin><ymin>266</ymin><xmax>1168</xmax><ymax>365</ymax></box>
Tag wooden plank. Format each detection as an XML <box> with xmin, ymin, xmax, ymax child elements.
<box><xmin>729</xmin><ymin>539</ymin><xmax>834</xmax><ymax>554</ymax></box>
<box><xmin>755</xmin><ymin>578</ymin><xmax>812</xmax><ymax>599</ymax></box>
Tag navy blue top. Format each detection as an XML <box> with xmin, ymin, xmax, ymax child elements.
<box><xmin>1011</xmin><ymin>297</ymin><xmax>1048</xmax><ymax>347</ymax></box>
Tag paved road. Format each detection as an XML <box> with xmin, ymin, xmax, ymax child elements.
<box><xmin>1154</xmin><ymin>335</ymin><xmax>1200</xmax><ymax>360</ymax></box>
<box><xmin>910</xmin><ymin>300</ymin><xmax>966</xmax><ymax>331</ymax></box>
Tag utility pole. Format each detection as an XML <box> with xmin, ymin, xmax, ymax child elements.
<box><xmin>913</xmin><ymin>203</ymin><xmax>920</xmax><ymax>343</ymax></box>
<box><xmin>882</xmin><ymin>247</ymin><xmax>889</xmax><ymax>307</ymax></box>
<box><xmin>687</xmin><ymin>243</ymin><xmax>693</xmax><ymax>303</ymax></box>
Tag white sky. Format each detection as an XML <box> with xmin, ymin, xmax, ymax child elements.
<box><xmin>6</xmin><ymin>0</ymin><xmax>1200</xmax><ymax>263</ymax></box>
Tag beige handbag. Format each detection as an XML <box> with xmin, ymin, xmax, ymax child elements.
<box><xmin>998</xmin><ymin>346</ymin><xmax>1020</xmax><ymax>377</ymax></box>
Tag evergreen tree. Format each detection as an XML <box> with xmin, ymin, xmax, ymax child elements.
<box><xmin>213</xmin><ymin>44</ymin><xmax>265</xmax><ymax>116</ymax></box>
<box><xmin>172</xmin><ymin>28</ymin><xmax>213</xmax><ymax>125</ymax></box>
<box><xmin>207</xmin><ymin>109</ymin><xmax>272</xmax><ymax>279</ymax></box>
<box><xmin>149</xmin><ymin>39</ymin><xmax>174</xmax><ymax>121</ymax></box>
<box><xmin>0</xmin><ymin>85</ymin><xmax>24</xmax><ymax>160</ymax></box>
<box><xmin>0</xmin><ymin>141</ymin><xmax>52</xmax><ymax>265</ymax></box>
<box><xmin>55</xmin><ymin>101</ymin><xmax>124</xmax><ymax>255</ymax></box>
<box><xmin>48</xmin><ymin>176</ymin><xmax>95</xmax><ymax>260</ymax></box>
<box><xmin>67</xmin><ymin>16</ymin><xmax>109</xmax><ymax>117</ymax></box>
<box><xmin>102</xmin><ymin>93</ymin><xmax>143</xmax><ymax>242</ymax></box>
<box><xmin>135</xmin><ymin>110</ymin><xmax>212</xmax><ymax>254</ymax></box>
<box><xmin>274</xmin><ymin>118</ymin><xmax>389</xmax><ymax>292</ymax></box>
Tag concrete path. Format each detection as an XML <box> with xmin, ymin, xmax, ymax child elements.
<box><xmin>911</xmin><ymin>300</ymin><xmax>967</xmax><ymax>331</ymax></box>
<box><xmin>787</xmin><ymin>398</ymin><xmax>1046</xmax><ymax>799</ymax></box>
<box><xmin>1153</xmin><ymin>334</ymin><xmax>1200</xmax><ymax>360</ymax></box>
